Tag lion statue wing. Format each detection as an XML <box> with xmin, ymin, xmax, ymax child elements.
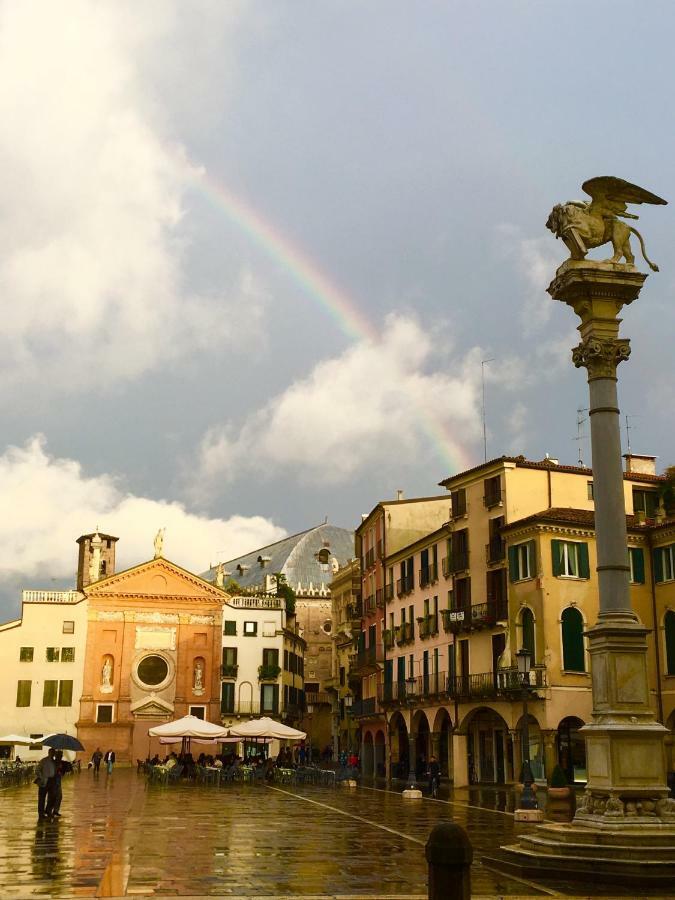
<box><xmin>582</xmin><ymin>176</ymin><xmax>667</xmax><ymax>207</ymax></box>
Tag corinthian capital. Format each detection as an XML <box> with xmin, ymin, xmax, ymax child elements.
<box><xmin>571</xmin><ymin>337</ymin><xmax>631</xmax><ymax>378</ymax></box>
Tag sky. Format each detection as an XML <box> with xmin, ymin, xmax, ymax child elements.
<box><xmin>1</xmin><ymin>0</ymin><xmax>674</xmax><ymax>619</ymax></box>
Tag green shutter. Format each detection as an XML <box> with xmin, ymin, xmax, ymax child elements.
<box><xmin>665</xmin><ymin>612</ymin><xmax>675</xmax><ymax>676</ymax></box>
<box><xmin>522</xmin><ymin>608</ymin><xmax>535</xmax><ymax>657</ymax></box>
<box><xmin>630</xmin><ymin>547</ymin><xmax>645</xmax><ymax>584</ymax></box>
<box><xmin>654</xmin><ymin>548</ymin><xmax>665</xmax><ymax>584</ymax></box>
<box><xmin>384</xmin><ymin>659</ymin><xmax>393</xmax><ymax>685</ymax></box>
<box><xmin>561</xmin><ymin>607</ymin><xmax>585</xmax><ymax>672</ymax></box>
<box><xmin>527</xmin><ymin>540</ymin><xmax>537</xmax><ymax>576</ymax></box>
<box><xmin>578</xmin><ymin>542</ymin><xmax>590</xmax><ymax>579</ymax></box>
<box><xmin>551</xmin><ymin>540</ymin><xmax>563</xmax><ymax>576</ymax></box>
<box><xmin>508</xmin><ymin>545</ymin><xmax>518</xmax><ymax>581</ymax></box>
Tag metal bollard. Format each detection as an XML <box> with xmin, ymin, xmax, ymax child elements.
<box><xmin>425</xmin><ymin>821</ymin><xmax>473</xmax><ymax>900</ymax></box>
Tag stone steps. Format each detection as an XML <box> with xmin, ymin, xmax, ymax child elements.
<box><xmin>517</xmin><ymin>831</ymin><xmax>675</xmax><ymax>860</ymax></box>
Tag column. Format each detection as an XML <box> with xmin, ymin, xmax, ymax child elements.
<box><xmin>431</xmin><ymin>731</ymin><xmax>441</xmax><ymax>765</ymax></box>
<box><xmin>510</xmin><ymin>729</ymin><xmax>522</xmax><ymax>783</ymax></box>
<box><xmin>542</xmin><ymin>730</ymin><xmax>558</xmax><ymax>781</ymax></box>
<box><xmin>549</xmin><ymin>261</ymin><xmax>672</xmax><ymax>826</ymax></box>
<box><xmin>452</xmin><ymin>733</ymin><xmax>469</xmax><ymax>787</ymax></box>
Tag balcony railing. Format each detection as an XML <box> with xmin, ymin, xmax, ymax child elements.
<box><xmin>447</xmin><ymin>551</ymin><xmax>470</xmax><ymax>574</ymax></box>
<box><xmin>351</xmin><ymin>646</ymin><xmax>382</xmax><ymax>672</ymax></box>
<box><xmin>221</xmin><ymin>700</ymin><xmax>261</xmax><ymax>716</ymax></box>
<box><xmin>449</xmin><ymin>672</ymin><xmax>499</xmax><ymax>701</ymax></box>
<box><xmin>396</xmin><ymin>575</ymin><xmax>415</xmax><ymax>597</ymax></box>
<box><xmin>384</xmin><ymin>583</ymin><xmax>394</xmax><ymax>602</ymax></box>
<box><xmin>419</xmin><ymin>562</ymin><xmax>438</xmax><ymax>588</ymax></box>
<box><xmin>22</xmin><ymin>590</ymin><xmax>83</xmax><ymax>604</ymax></box>
<box><xmin>228</xmin><ymin>595</ymin><xmax>283</xmax><ymax>609</ymax></box>
<box><xmin>305</xmin><ymin>691</ymin><xmax>332</xmax><ymax>706</ymax></box>
<box><xmin>376</xmin><ymin>588</ymin><xmax>385</xmax><ymax>609</ymax></box>
<box><xmin>258</xmin><ymin>664</ymin><xmax>282</xmax><ymax>681</ymax></box>
<box><xmin>378</xmin><ymin>667</ymin><xmax>547</xmax><ymax>706</ymax></box>
<box><xmin>364</xmin><ymin>594</ymin><xmax>377</xmax><ymax>616</ymax></box>
<box><xmin>486</xmin><ymin>538</ymin><xmax>506</xmax><ymax>564</ymax></box>
<box><xmin>394</xmin><ymin>622</ymin><xmax>414</xmax><ymax>646</ymax></box>
<box><xmin>484</xmin><ymin>489</ymin><xmax>503</xmax><ymax>509</ymax></box>
<box><xmin>383</xmin><ymin>629</ymin><xmax>395</xmax><ymax>650</ymax></box>
<box><xmin>220</xmin><ymin>664</ymin><xmax>239</xmax><ymax>679</ymax></box>
<box><xmin>496</xmin><ymin>665</ymin><xmax>547</xmax><ymax>693</ymax></box>
<box><xmin>418</xmin><ymin>613</ymin><xmax>439</xmax><ymax>639</ymax></box>
<box><xmin>351</xmin><ymin>697</ymin><xmax>378</xmax><ymax>717</ymax></box>
<box><xmin>441</xmin><ymin>599</ymin><xmax>508</xmax><ymax>634</ymax></box>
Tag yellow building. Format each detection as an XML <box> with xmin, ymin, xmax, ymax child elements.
<box><xmin>326</xmin><ymin>559</ymin><xmax>361</xmax><ymax>756</ymax></box>
<box><xmin>358</xmin><ymin>454</ymin><xmax>673</xmax><ymax>787</ymax></box>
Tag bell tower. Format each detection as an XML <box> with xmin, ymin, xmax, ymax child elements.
<box><xmin>76</xmin><ymin>531</ymin><xmax>119</xmax><ymax>591</ymax></box>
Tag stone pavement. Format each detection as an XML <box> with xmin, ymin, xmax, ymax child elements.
<box><xmin>0</xmin><ymin>769</ymin><xmax>672</xmax><ymax>898</ymax></box>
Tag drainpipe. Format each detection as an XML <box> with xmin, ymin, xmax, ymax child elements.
<box><xmin>546</xmin><ymin>468</ymin><xmax>552</xmax><ymax>509</ymax></box>
<box><xmin>646</xmin><ymin>529</ymin><xmax>664</xmax><ymax>723</ymax></box>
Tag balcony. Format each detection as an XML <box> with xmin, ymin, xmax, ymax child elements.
<box><xmin>305</xmin><ymin>691</ymin><xmax>332</xmax><ymax>706</ymax></box>
<box><xmin>228</xmin><ymin>595</ymin><xmax>282</xmax><ymax>609</ymax></box>
<box><xmin>396</xmin><ymin>575</ymin><xmax>415</xmax><ymax>597</ymax></box>
<box><xmin>441</xmin><ymin>599</ymin><xmax>508</xmax><ymax>634</ymax></box>
<box><xmin>221</xmin><ymin>700</ymin><xmax>261</xmax><ymax>717</ymax></box>
<box><xmin>384</xmin><ymin>583</ymin><xmax>394</xmax><ymax>603</ymax></box>
<box><xmin>258</xmin><ymin>664</ymin><xmax>282</xmax><ymax>681</ymax></box>
<box><xmin>351</xmin><ymin>697</ymin><xmax>379</xmax><ymax>718</ymax></box>
<box><xmin>496</xmin><ymin>665</ymin><xmax>547</xmax><ymax>694</ymax></box>
<box><xmin>350</xmin><ymin>646</ymin><xmax>382</xmax><ymax>674</ymax></box>
<box><xmin>448</xmin><ymin>672</ymin><xmax>499</xmax><ymax>701</ymax></box>
<box><xmin>394</xmin><ymin>622</ymin><xmax>414</xmax><ymax>646</ymax></box>
<box><xmin>378</xmin><ymin>667</ymin><xmax>547</xmax><ymax>707</ymax></box>
<box><xmin>383</xmin><ymin>629</ymin><xmax>395</xmax><ymax>650</ymax></box>
<box><xmin>220</xmin><ymin>664</ymin><xmax>239</xmax><ymax>679</ymax></box>
<box><xmin>483</xmin><ymin>489</ymin><xmax>503</xmax><ymax>509</ymax></box>
<box><xmin>418</xmin><ymin>613</ymin><xmax>439</xmax><ymax>639</ymax></box>
<box><xmin>447</xmin><ymin>551</ymin><xmax>470</xmax><ymax>574</ymax></box>
<box><xmin>486</xmin><ymin>538</ymin><xmax>506</xmax><ymax>565</ymax></box>
<box><xmin>22</xmin><ymin>590</ymin><xmax>83</xmax><ymax>604</ymax></box>
<box><xmin>364</xmin><ymin>594</ymin><xmax>377</xmax><ymax>616</ymax></box>
<box><xmin>419</xmin><ymin>562</ymin><xmax>438</xmax><ymax>588</ymax></box>
<box><xmin>375</xmin><ymin>588</ymin><xmax>385</xmax><ymax>609</ymax></box>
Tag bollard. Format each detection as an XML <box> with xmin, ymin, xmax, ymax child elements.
<box><xmin>425</xmin><ymin>821</ymin><xmax>473</xmax><ymax>900</ymax></box>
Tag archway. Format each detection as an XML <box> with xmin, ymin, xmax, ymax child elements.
<box><xmin>374</xmin><ymin>730</ymin><xmax>386</xmax><ymax>777</ymax></box>
<box><xmin>413</xmin><ymin>710</ymin><xmax>430</xmax><ymax>778</ymax></box>
<box><xmin>460</xmin><ymin>707</ymin><xmax>510</xmax><ymax>784</ymax></box>
<box><xmin>515</xmin><ymin>713</ymin><xmax>544</xmax><ymax>781</ymax></box>
<box><xmin>362</xmin><ymin>731</ymin><xmax>374</xmax><ymax>777</ymax></box>
<box><xmin>389</xmin><ymin>712</ymin><xmax>408</xmax><ymax>780</ymax></box>
<box><xmin>557</xmin><ymin>716</ymin><xmax>587</xmax><ymax>783</ymax></box>
<box><xmin>432</xmin><ymin>708</ymin><xmax>453</xmax><ymax>778</ymax></box>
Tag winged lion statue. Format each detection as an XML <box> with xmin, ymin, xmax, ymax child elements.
<box><xmin>546</xmin><ymin>176</ymin><xmax>667</xmax><ymax>271</ymax></box>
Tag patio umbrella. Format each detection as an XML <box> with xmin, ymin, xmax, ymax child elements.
<box><xmin>0</xmin><ymin>734</ymin><xmax>37</xmax><ymax>745</ymax></box>
<box><xmin>227</xmin><ymin>717</ymin><xmax>306</xmax><ymax>740</ymax></box>
<box><xmin>148</xmin><ymin>714</ymin><xmax>230</xmax><ymax>754</ymax></box>
<box><xmin>41</xmin><ymin>733</ymin><xmax>85</xmax><ymax>751</ymax></box>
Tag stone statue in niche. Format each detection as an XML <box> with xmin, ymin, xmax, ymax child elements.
<box><xmin>193</xmin><ymin>659</ymin><xmax>204</xmax><ymax>694</ymax></box>
<box><xmin>101</xmin><ymin>656</ymin><xmax>113</xmax><ymax>693</ymax></box>
<box><xmin>154</xmin><ymin>528</ymin><xmax>165</xmax><ymax>558</ymax></box>
<box><xmin>546</xmin><ymin>176</ymin><xmax>666</xmax><ymax>271</ymax></box>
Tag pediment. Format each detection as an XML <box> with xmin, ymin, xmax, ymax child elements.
<box><xmin>130</xmin><ymin>694</ymin><xmax>174</xmax><ymax>718</ymax></box>
<box><xmin>86</xmin><ymin>557</ymin><xmax>228</xmax><ymax>601</ymax></box>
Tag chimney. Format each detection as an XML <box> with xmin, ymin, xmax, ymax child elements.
<box><xmin>623</xmin><ymin>454</ymin><xmax>657</xmax><ymax>476</ymax></box>
<box><xmin>396</xmin><ymin>490</ymin><xmax>404</xmax><ymax>501</ymax></box>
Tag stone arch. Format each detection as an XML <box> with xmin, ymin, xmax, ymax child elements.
<box><xmin>431</xmin><ymin>707</ymin><xmax>453</xmax><ymax>777</ymax></box>
<box><xmin>389</xmin><ymin>711</ymin><xmax>408</xmax><ymax>779</ymax></box>
<box><xmin>557</xmin><ymin>715</ymin><xmax>586</xmax><ymax>783</ymax></box>
<box><xmin>238</xmin><ymin>680</ymin><xmax>253</xmax><ymax>712</ymax></box>
<box><xmin>412</xmin><ymin>709</ymin><xmax>431</xmax><ymax>776</ymax></box>
<box><xmin>458</xmin><ymin>706</ymin><xmax>510</xmax><ymax>784</ymax></box>
<box><xmin>515</xmin><ymin>712</ymin><xmax>544</xmax><ymax>781</ymax></box>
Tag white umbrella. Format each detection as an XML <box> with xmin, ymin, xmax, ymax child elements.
<box><xmin>0</xmin><ymin>734</ymin><xmax>37</xmax><ymax>744</ymax></box>
<box><xmin>227</xmin><ymin>717</ymin><xmax>306</xmax><ymax>740</ymax></box>
<box><xmin>148</xmin><ymin>714</ymin><xmax>229</xmax><ymax>741</ymax></box>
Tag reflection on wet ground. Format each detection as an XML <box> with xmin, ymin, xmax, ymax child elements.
<box><xmin>0</xmin><ymin>770</ymin><xmax>669</xmax><ymax>898</ymax></box>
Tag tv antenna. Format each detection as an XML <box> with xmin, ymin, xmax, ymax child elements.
<box><xmin>625</xmin><ymin>414</ymin><xmax>640</xmax><ymax>455</ymax></box>
<box><xmin>573</xmin><ymin>407</ymin><xmax>589</xmax><ymax>466</ymax></box>
<box><xmin>481</xmin><ymin>358</ymin><xmax>495</xmax><ymax>463</ymax></box>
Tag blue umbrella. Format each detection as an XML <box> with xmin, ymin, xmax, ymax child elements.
<box><xmin>41</xmin><ymin>733</ymin><xmax>84</xmax><ymax>751</ymax></box>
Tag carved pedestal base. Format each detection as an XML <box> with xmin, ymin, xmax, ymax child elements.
<box><xmin>402</xmin><ymin>788</ymin><xmax>423</xmax><ymax>800</ymax></box>
<box><xmin>514</xmin><ymin>808</ymin><xmax>544</xmax><ymax>823</ymax></box>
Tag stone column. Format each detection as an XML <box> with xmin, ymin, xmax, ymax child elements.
<box><xmin>542</xmin><ymin>730</ymin><xmax>558</xmax><ymax>781</ymax></box>
<box><xmin>548</xmin><ymin>261</ymin><xmax>672</xmax><ymax>827</ymax></box>
<box><xmin>510</xmin><ymin>729</ymin><xmax>522</xmax><ymax>783</ymax></box>
<box><xmin>431</xmin><ymin>731</ymin><xmax>441</xmax><ymax>766</ymax></box>
<box><xmin>452</xmin><ymin>733</ymin><xmax>469</xmax><ymax>787</ymax></box>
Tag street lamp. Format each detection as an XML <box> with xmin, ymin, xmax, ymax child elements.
<box><xmin>306</xmin><ymin>702</ymin><xmax>314</xmax><ymax>764</ymax></box>
<box><xmin>515</xmin><ymin>647</ymin><xmax>539</xmax><ymax>816</ymax></box>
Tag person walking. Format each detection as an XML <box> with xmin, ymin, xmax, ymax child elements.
<box><xmin>47</xmin><ymin>751</ymin><xmax>65</xmax><ymax>819</ymax></box>
<box><xmin>104</xmin><ymin>748</ymin><xmax>115</xmax><ymax>775</ymax></box>
<box><xmin>91</xmin><ymin>747</ymin><xmax>103</xmax><ymax>775</ymax></box>
<box><xmin>35</xmin><ymin>748</ymin><xmax>56</xmax><ymax>820</ymax></box>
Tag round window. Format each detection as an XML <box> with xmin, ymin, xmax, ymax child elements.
<box><xmin>322</xmin><ymin>620</ymin><xmax>332</xmax><ymax>634</ymax></box>
<box><xmin>137</xmin><ymin>655</ymin><xmax>169</xmax><ymax>686</ymax></box>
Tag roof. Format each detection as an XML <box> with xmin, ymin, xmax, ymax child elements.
<box><xmin>355</xmin><ymin>495</ymin><xmax>448</xmax><ymax>534</ymax></box>
<box><xmin>202</xmin><ymin>523</ymin><xmax>355</xmax><ymax>593</ymax></box>
<box><xmin>502</xmin><ymin>507</ymin><xmax>675</xmax><ymax>533</ymax></box>
<box><xmin>439</xmin><ymin>455</ymin><xmax>666</xmax><ymax>487</ymax></box>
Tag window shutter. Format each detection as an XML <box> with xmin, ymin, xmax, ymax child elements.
<box><xmin>578</xmin><ymin>543</ymin><xmax>590</xmax><ymax>579</ymax></box>
<box><xmin>527</xmin><ymin>540</ymin><xmax>537</xmax><ymax>575</ymax></box>
<box><xmin>58</xmin><ymin>680</ymin><xmax>73</xmax><ymax>707</ymax></box>
<box><xmin>665</xmin><ymin>612</ymin><xmax>675</xmax><ymax>676</ymax></box>
<box><xmin>654</xmin><ymin>548</ymin><xmax>665</xmax><ymax>584</ymax></box>
<box><xmin>384</xmin><ymin>659</ymin><xmax>393</xmax><ymax>685</ymax></box>
<box><xmin>551</xmin><ymin>540</ymin><xmax>563</xmax><ymax>576</ymax></box>
<box><xmin>631</xmin><ymin>547</ymin><xmax>645</xmax><ymax>584</ymax></box>
<box><xmin>508</xmin><ymin>546</ymin><xmax>518</xmax><ymax>582</ymax></box>
<box><xmin>561</xmin><ymin>607</ymin><xmax>585</xmax><ymax>672</ymax></box>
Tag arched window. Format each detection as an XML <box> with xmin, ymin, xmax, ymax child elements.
<box><xmin>665</xmin><ymin>611</ymin><xmax>675</xmax><ymax>676</ymax></box>
<box><xmin>521</xmin><ymin>608</ymin><xmax>535</xmax><ymax>659</ymax></box>
<box><xmin>561</xmin><ymin>607</ymin><xmax>585</xmax><ymax>672</ymax></box>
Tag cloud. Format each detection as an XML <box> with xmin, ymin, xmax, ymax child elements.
<box><xmin>496</xmin><ymin>223</ymin><xmax>561</xmax><ymax>334</ymax></box>
<box><xmin>0</xmin><ymin>1</ymin><xmax>259</xmax><ymax>396</ymax></box>
<box><xmin>195</xmin><ymin>314</ymin><xmax>484</xmax><ymax>490</ymax></box>
<box><xmin>0</xmin><ymin>436</ymin><xmax>286</xmax><ymax>603</ymax></box>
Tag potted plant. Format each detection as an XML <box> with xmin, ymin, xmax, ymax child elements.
<box><xmin>547</xmin><ymin>763</ymin><xmax>572</xmax><ymax>799</ymax></box>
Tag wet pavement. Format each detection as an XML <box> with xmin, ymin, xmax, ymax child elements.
<box><xmin>0</xmin><ymin>769</ymin><xmax>671</xmax><ymax>898</ymax></box>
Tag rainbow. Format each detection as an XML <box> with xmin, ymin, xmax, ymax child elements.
<box><xmin>187</xmin><ymin>167</ymin><xmax>475</xmax><ymax>475</ymax></box>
